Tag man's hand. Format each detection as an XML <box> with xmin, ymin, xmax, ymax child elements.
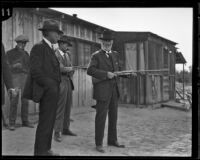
<box><xmin>12</xmin><ymin>63</ymin><xmax>22</xmax><ymax>69</ymax></box>
<box><xmin>107</xmin><ymin>72</ymin><xmax>117</xmax><ymax>79</ymax></box>
<box><xmin>8</xmin><ymin>88</ymin><xmax>18</xmax><ymax>97</ymax></box>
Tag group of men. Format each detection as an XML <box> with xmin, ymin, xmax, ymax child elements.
<box><xmin>2</xmin><ymin>19</ymin><xmax>131</xmax><ymax>156</ymax></box>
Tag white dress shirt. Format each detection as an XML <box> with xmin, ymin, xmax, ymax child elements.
<box><xmin>43</xmin><ymin>37</ymin><xmax>54</xmax><ymax>49</ymax></box>
<box><xmin>103</xmin><ymin>49</ymin><xmax>112</xmax><ymax>58</ymax></box>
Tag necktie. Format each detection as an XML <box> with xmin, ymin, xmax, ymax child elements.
<box><xmin>105</xmin><ymin>50</ymin><xmax>111</xmax><ymax>58</ymax></box>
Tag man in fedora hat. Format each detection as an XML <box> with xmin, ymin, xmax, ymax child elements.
<box><xmin>6</xmin><ymin>34</ymin><xmax>34</xmax><ymax>131</ymax></box>
<box><xmin>87</xmin><ymin>30</ymin><xmax>127</xmax><ymax>153</ymax></box>
<box><xmin>23</xmin><ymin>19</ymin><xmax>62</xmax><ymax>156</ymax></box>
<box><xmin>53</xmin><ymin>35</ymin><xmax>77</xmax><ymax>142</ymax></box>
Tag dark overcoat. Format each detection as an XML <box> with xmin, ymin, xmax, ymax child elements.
<box><xmin>1</xmin><ymin>43</ymin><xmax>13</xmax><ymax>105</ymax></box>
<box><xmin>87</xmin><ymin>49</ymin><xmax>122</xmax><ymax>101</ymax></box>
<box><xmin>23</xmin><ymin>40</ymin><xmax>61</xmax><ymax>102</ymax></box>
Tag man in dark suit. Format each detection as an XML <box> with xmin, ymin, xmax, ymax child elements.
<box><xmin>54</xmin><ymin>35</ymin><xmax>76</xmax><ymax>143</ymax></box>
<box><xmin>6</xmin><ymin>35</ymin><xmax>34</xmax><ymax>130</ymax></box>
<box><xmin>23</xmin><ymin>20</ymin><xmax>62</xmax><ymax>156</ymax></box>
<box><xmin>87</xmin><ymin>30</ymin><xmax>127</xmax><ymax>153</ymax></box>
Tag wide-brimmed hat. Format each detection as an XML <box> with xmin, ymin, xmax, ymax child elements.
<box><xmin>58</xmin><ymin>35</ymin><xmax>72</xmax><ymax>46</ymax></box>
<box><xmin>99</xmin><ymin>30</ymin><xmax>114</xmax><ymax>41</ymax></box>
<box><xmin>15</xmin><ymin>34</ymin><xmax>29</xmax><ymax>42</ymax></box>
<box><xmin>38</xmin><ymin>19</ymin><xmax>63</xmax><ymax>34</ymax></box>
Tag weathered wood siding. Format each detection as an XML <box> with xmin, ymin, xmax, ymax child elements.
<box><xmin>113</xmin><ymin>32</ymin><xmax>176</xmax><ymax>105</ymax></box>
<box><xmin>2</xmin><ymin>8</ymin><xmax>102</xmax><ymax>116</ymax></box>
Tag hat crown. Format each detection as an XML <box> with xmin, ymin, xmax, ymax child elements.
<box><xmin>99</xmin><ymin>30</ymin><xmax>114</xmax><ymax>40</ymax></box>
<box><xmin>15</xmin><ymin>34</ymin><xmax>29</xmax><ymax>42</ymax></box>
<box><xmin>58</xmin><ymin>35</ymin><xmax>72</xmax><ymax>46</ymax></box>
<box><xmin>59</xmin><ymin>35</ymin><xmax>69</xmax><ymax>42</ymax></box>
<box><xmin>39</xmin><ymin>19</ymin><xmax>63</xmax><ymax>34</ymax></box>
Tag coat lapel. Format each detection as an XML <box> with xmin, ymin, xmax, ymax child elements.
<box><xmin>42</xmin><ymin>40</ymin><xmax>60</xmax><ymax>67</ymax></box>
<box><xmin>109</xmin><ymin>52</ymin><xmax>119</xmax><ymax>71</ymax></box>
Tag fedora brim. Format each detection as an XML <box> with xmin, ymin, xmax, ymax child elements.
<box><xmin>38</xmin><ymin>28</ymin><xmax>63</xmax><ymax>34</ymax></box>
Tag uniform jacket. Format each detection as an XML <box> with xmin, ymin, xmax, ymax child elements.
<box><xmin>6</xmin><ymin>46</ymin><xmax>30</xmax><ymax>74</ymax></box>
<box><xmin>2</xmin><ymin>43</ymin><xmax>13</xmax><ymax>105</ymax></box>
<box><xmin>23</xmin><ymin>40</ymin><xmax>61</xmax><ymax>102</ymax></box>
<box><xmin>87</xmin><ymin>49</ymin><xmax>122</xmax><ymax>101</ymax></box>
<box><xmin>55</xmin><ymin>49</ymin><xmax>74</xmax><ymax>90</ymax></box>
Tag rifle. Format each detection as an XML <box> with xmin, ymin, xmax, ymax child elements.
<box><xmin>114</xmin><ymin>69</ymin><xmax>169</xmax><ymax>76</ymax></box>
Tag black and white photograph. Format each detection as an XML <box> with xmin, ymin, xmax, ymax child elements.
<box><xmin>1</xmin><ymin>4</ymin><xmax>196</xmax><ymax>157</ymax></box>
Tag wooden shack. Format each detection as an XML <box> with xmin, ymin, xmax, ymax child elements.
<box><xmin>2</xmin><ymin>8</ymin><xmax>183</xmax><ymax>118</ymax></box>
<box><xmin>112</xmin><ymin>32</ymin><xmax>177</xmax><ymax>105</ymax></box>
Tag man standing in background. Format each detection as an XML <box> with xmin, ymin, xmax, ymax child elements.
<box><xmin>6</xmin><ymin>35</ymin><xmax>34</xmax><ymax>131</ymax></box>
<box><xmin>54</xmin><ymin>35</ymin><xmax>76</xmax><ymax>143</ymax></box>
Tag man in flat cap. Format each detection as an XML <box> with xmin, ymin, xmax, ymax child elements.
<box><xmin>53</xmin><ymin>35</ymin><xmax>76</xmax><ymax>142</ymax></box>
<box><xmin>87</xmin><ymin>30</ymin><xmax>129</xmax><ymax>153</ymax></box>
<box><xmin>23</xmin><ymin>19</ymin><xmax>62</xmax><ymax>156</ymax></box>
<box><xmin>6</xmin><ymin>34</ymin><xmax>34</xmax><ymax>131</ymax></box>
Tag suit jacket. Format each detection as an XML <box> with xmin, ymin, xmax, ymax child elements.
<box><xmin>2</xmin><ymin>43</ymin><xmax>13</xmax><ymax>105</ymax></box>
<box><xmin>23</xmin><ymin>40</ymin><xmax>61</xmax><ymax>102</ymax></box>
<box><xmin>55</xmin><ymin>49</ymin><xmax>74</xmax><ymax>90</ymax></box>
<box><xmin>87</xmin><ymin>49</ymin><xmax>122</xmax><ymax>101</ymax></box>
<box><xmin>6</xmin><ymin>46</ymin><xmax>30</xmax><ymax>74</ymax></box>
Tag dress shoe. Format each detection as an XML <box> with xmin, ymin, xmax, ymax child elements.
<box><xmin>62</xmin><ymin>129</ymin><xmax>77</xmax><ymax>136</ymax></box>
<box><xmin>22</xmin><ymin>122</ymin><xmax>34</xmax><ymax>128</ymax></box>
<box><xmin>9</xmin><ymin>125</ymin><xmax>15</xmax><ymax>131</ymax></box>
<box><xmin>96</xmin><ymin>145</ymin><xmax>105</xmax><ymax>153</ymax></box>
<box><xmin>108</xmin><ymin>141</ymin><xmax>125</xmax><ymax>148</ymax></box>
<box><xmin>54</xmin><ymin>132</ymin><xmax>62</xmax><ymax>142</ymax></box>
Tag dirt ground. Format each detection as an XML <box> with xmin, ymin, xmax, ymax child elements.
<box><xmin>2</xmin><ymin>104</ymin><xmax>191</xmax><ymax>156</ymax></box>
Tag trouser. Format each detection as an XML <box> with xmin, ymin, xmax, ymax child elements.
<box><xmin>9</xmin><ymin>73</ymin><xmax>29</xmax><ymax>125</ymax></box>
<box><xmin>54</xmin><ymin>79</ymin><xmax>72</xmax><ymax>133</ymax></box>
<box><xmin>95</xmin><ymin>84</ymin><xmax>118</xmax><ymax>146</ymax></box>
<box><xmin>34</xmin><ymin>82</ymin><xmax>59</xmax><ymax>155</ymax></box>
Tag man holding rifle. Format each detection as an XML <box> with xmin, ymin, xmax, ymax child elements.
<box><xmin>87</xmin><ymin>30</ymin><xmax>133</xmax><ymax>153</ymax></box>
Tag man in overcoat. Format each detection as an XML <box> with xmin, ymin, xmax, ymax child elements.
<box><xmin>23</xmin><ymin>19</ymin><xmax>62</xmax><ymax>156</ymax></box>
<box><xmin>87</xmin><ymin>30</ymin><xmax>128</xmax><ymax>153</ymax></box>
<box><xmin>6</xmin><ymin>34</ymin><xmax>34</xmax><ymax>130</ymax></box>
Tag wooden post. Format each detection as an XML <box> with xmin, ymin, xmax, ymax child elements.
<box><xmin>183</xmin><ymin>63</ymin><xmax>185</xmax><ymax>99</ymax></box>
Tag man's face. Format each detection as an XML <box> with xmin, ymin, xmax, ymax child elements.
<box><xmin>101</xmin><ymin>40</ymin><xmax>113</xmax><ymax>51</ymax></box>
<box><xmin>47</xmin><ymin>31</ymin><xmax>60</xmax><ymax>44</ymax></box>
<box><xmin>60</xmin><ymin>43</ymin><xmax>69</xmax><ymax>53</ymax></box>
<box><xmin>17</xmin><ymin>42</ymin><xmax>27</xmax><ymax>50</ymax></box>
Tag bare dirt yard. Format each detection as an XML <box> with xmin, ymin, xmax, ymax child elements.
<box><xmin>2</xmin><ymin>104</ymin><xmax>191</xmax><ymax>156</ymax></box>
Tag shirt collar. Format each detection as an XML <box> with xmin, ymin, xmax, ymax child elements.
<box><xmin>102</xmin><ymin>49</ymin><xmax>112</xmax><ymax>54</ymax></box>
<box><xmin>58</xmin><ymin>49</ymin><xmax>65</xmax><ymax>57</ymax></box>
<box><xmin>43</xmin><ymin>37</ymin><xmax>53</xmax><ymax>49</ymax></box>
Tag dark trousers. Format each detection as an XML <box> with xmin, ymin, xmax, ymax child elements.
<box><xmin>9</xmin><ymin>73</ymin><xmax>29</xmax><ymax>124</ymax></box>
<box><xmin>9</xmin><ymin>95</ymin><xmax>29</xmax><ymax>124</ymax></box>
<box><xmin>34</xmin><ymin>82</ymin><xmax>59</xmax><ymax>155</ymax></box>
<box><xmin>54</xmin><ymin>78</ymin><xmax>72</xmax><ymax>133</ymax></box>
<box><xmin>95</xmin><ymin>84</ymin><xmax>118</xmax><ymax>146</ymax></box>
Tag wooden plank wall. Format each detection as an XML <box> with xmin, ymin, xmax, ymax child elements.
<box><xmin>2</xmin><ymin>8</ymin><xmax>101</xmax><ymax>117</ymax></box>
